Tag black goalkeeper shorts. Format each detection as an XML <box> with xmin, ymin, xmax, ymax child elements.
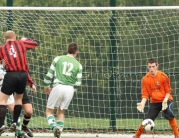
<box><xmin>145</xmin><ymin>101</ymin><xmax>174</xmax><ymax>121</ymax></box>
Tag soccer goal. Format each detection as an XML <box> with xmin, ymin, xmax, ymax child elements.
<box><xmin>0</xmin><ymin>6</ymin><xmax>179</xmax><ymax>138</ymax></box>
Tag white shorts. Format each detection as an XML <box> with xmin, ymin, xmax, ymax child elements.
<box><xmin>6</xmin><ymin>94</ymin><xmax>14</xmax><ymax>105</ymax></box>
<box><xmin>47</xmin><ymin>84</ymin><xmax>74</xmax><ymax>110</ymax></box>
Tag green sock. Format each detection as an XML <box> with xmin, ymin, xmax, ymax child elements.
<box><xmin>16</xmin><ymin>118</ymin><xmax>22</xmax><ymax>135</ymax></box>
<box><xmin>47</xmin><ymin>115</ymin><xmax>56</xmax><ymax>130</ymax></box>
<box><xmin>16</xmin><ymin>130</ymin><xmax>22</xmax><ymax>135</ymax></box>
<box><xmin>6</xmin><ymin>109</ymin><xmax>13</xmax><ymax>127</ymax></box>
<box><xmin>56</xmin><ymin>120</ymin><xmax>64</xmax><ymax>131</ymax></box>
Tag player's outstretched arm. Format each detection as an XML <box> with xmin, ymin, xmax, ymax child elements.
<box><xmin>21</xmin><ymin>37</ymin><xmax>38</xmax><ymax>50</ymax></box>
<box><xmin>137</xmin><ymin>98</ymin><xmax>147</xmax><ymax>113</ymax></box>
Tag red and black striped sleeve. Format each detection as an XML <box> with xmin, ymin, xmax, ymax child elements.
<box><xmin>20</xmin><ymin>39</ymin><xmax>38</xmax><ymax>50</ymax></box>
<box><xmin>27</xmin><ymin>73</ymin><xmax>35</xmax><ymax>88</ymax></box>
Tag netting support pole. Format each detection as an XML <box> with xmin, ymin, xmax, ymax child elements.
<box><xmin>109</xmin><ymin>0</ymin><xmax>117</xmax><ymax>131</ymax></box>
<box><xmin>6</xmin><ymin>0</ymin><xmax>13</xmax><ymax>30</ymax></box>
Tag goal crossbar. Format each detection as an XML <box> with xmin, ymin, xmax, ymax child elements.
<box><xmin>0</xmin><ymin>6</ymin><xmax>179</xmax><ymax>11</ymax></box>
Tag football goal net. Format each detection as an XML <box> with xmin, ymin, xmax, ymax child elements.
<box><xmin>0</xmin><ymin>6</ymin><xmax>179</xmax><ymax>138</ymax></box>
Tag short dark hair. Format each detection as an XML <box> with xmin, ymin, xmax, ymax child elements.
<box><xmin>147</xmin><ymin>58</ymin><xmax>158</xmax><ymax>65</ymax></box>
<box><xmin>67</xmin><ymin>42</ymin><xmax>78</xmax><ymax>54</ymax></box>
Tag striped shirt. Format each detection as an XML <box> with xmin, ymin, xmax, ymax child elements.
<box><xmin>44</xmin><ymin>55</ymin><xmax>82</xmax><ymax>91</ymax></box>
<box><xmin>0</xmin><ymin>64</ymin><xmax>6</xmax><ymax>87</ymax></box>
<box><xmin>0</xmin><ymin>39</ymin><xmax>38</xmax><ymax>72</ymax></box>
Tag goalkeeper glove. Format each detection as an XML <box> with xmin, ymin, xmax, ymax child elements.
<box><xmin>137</xmin><ymin>98</ymin><xmax>147</xmax><ymax>113</ymax></box>
<box><xmin>162</xmin><ymin>98</ymin><xmax>168</xmax><ymax>111</ymax></box>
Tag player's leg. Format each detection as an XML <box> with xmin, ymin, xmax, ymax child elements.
<box><xmin>0</xmin><ymin>71</ymin><xmax>16</xmax><ymax>135</ymax></box>
<box><xmin>46</xmin><ymin>108</ymin><xmax>55</xmax><ymax>130</ymax></box>
<box><xmin>134</xmin><ymin>103</ymin><xmax>161</xmax><ymax>138</ymax></box>
<box><xmin>22</xmin><ymin>103</ymin><xmax>33</xmax><ymax>137</ymax></box>
<box><xmin>46</xmin><ymin>84</ymin><xmax>68</xmax><ymax>131</ymax></box>
<box><xmin>0</xmin><ymin>92</ymin><xmax>10</xmax><ymax>135</ymax></box>
<box><xmin>22</xmin><ymin>91</ymin><xmax>33</xmax><ymax>137</ymax></box>
<box><xmin>10</xmin><ymin>72</ymin><xmax>28</xmax><ymax>136</ymax></box>
<box><xmin>7</xmin><ymin>106</ymin><xmax>29</xmax><ymax>138</ymax></box>
<box><xmin>10</xmin><ymin>93</ymin><xmax>23</xmax><ymax>132</ymax></box>
<box><xmin>46</xmin><ymin>85</ymin><xmax>58</xmax><ymax>131</ymax></box>
<box><xmin>15</xmin><ymin>118</ymin><xmax>29</xmax><ymax>138</ymax></box>
<box><xmin>6</xmin><ymin>94</ymin><xmax>29</xmax><ymax>138</ymax></box>
<box><xmin>6</xmin><ymin>109</ymin><xmax>13</xmax><ymax>127</ymax></box>
<box><xmin>46</xmin><ymin>84</ymin><xmax>74</xmax><ymax>138</ymax></box>
<box><xmin>56</xmin><ymin>108</ymin><xmax>65</xmax><ymax>137</ymax></box>
<box><xmin>56</xmin><ymin>85</ymin><xmax>74</xmax><ymax>138</ymax></box>
<box><xmin>6</xmin><ymin>94</ymin><xmax>14</xmax><ymax>127</ymax></box>
<box><xmin>163</xmin><ymin>100</ymin><xmax>179</xmax><ymax>137</ymax></box>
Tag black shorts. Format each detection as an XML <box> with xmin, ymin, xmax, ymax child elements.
<box><xmin>145</xmin><ymin>100</ymin><xmax>175</xmax><ymax>121</ymax></box>
<box><xmin>22</xmin><ymin>90</ymin><xmax>31</xmax><ymax>104</ymax></box>
<box><xmin>1</xmin><ymin>71</ymin><xmax>27</xmax><ymax>95</ymax></box>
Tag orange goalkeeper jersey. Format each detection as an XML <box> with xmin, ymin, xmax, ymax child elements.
<box><xmin>141</xmin><ymin>71</ymin><xmax>173</xmax><ymax>103</ymax></box>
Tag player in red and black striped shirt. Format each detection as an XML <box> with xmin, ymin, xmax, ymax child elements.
<box><xmin>0</xmin><ymin>34</ymin><xmax>37</xmax><ymax>72</ymax></box>
<box><xmin>0</xmin><ymin>30</ymin><xmax>38</xmax><ymax>136</ymax></box>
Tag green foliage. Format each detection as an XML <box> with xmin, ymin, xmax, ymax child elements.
<box><xmin>2</xmin><ymin>0</ymin><xmax>179</xmax><ymax>7</ymax></box>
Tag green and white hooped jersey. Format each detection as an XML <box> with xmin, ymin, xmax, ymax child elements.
<box><xmin>44</xmin><ymin>55</ymin><xmax>82</xmax><ymax>91</ymax></box>
<box><xmin>0</xmin><ymin>64</ymin><xmax>6</xmax><ymax>87</ymax></box>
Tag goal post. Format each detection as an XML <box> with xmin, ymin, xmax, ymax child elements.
<box><xmin>0</xmin><ymin>6</ymin><xmax>179</xmax><ymax>137</ymax></box>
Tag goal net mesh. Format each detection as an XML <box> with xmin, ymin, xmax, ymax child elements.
<box><xmin>0</xmin><ymin>8</ymin><xmax>179</xmax><ymax>135</ymax></box>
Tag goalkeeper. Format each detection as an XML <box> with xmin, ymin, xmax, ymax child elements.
<box><xmin>44</xmin><ymin>42</ymin><xmax>82</xmax><ymax>138</ymax></box>
<box><xmin>133</xmin><ymin>58</ymin><xmax>179</xmax><ymax>138</ymax></box>
<box><xmin>0</xmin><ymin>61</ymin><xmax>36</xmax><ymax>138</ymax></box>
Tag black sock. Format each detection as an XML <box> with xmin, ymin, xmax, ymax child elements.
<box><xmin>23</xmin><ymin>114</ymin><xmax>31</xmax><ymax>126</ymax></box>
<box><xmin>0</xmin><ymin>105</ymin><xmax>6</xmax><ymax>127</ymax></box>
<box><xmin>13</xmin><ymin>105</ymin><xmax>22</xmax><ymax>123</ymax></box>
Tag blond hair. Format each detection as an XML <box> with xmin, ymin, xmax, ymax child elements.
<box><xmin>4</xmin><ymin>31</ymin><xmax>16</xmax><ymax>41</ymax></box>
